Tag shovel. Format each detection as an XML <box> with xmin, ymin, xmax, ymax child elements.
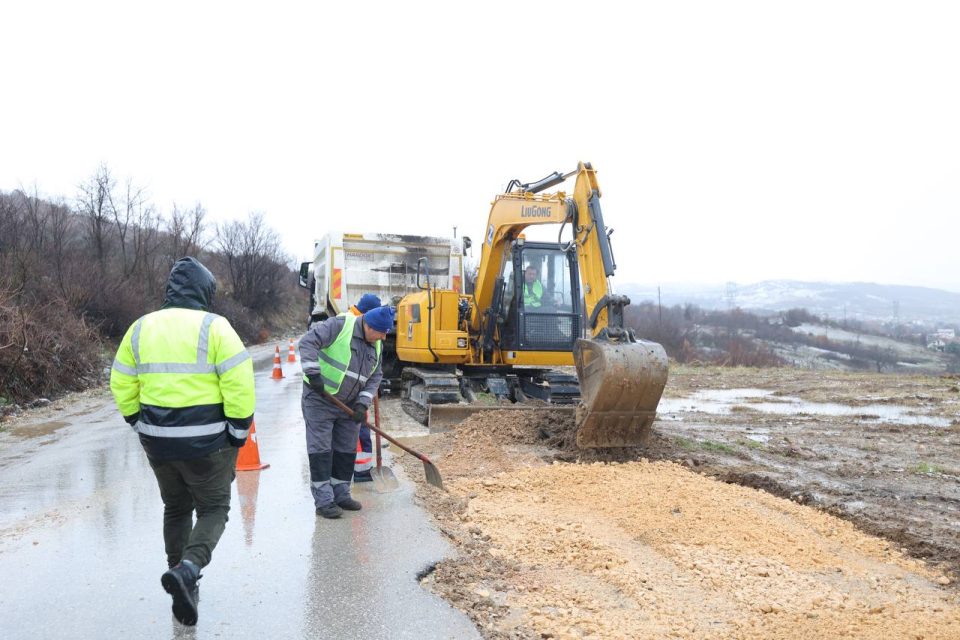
<box><xmin>369</xmin><ymin>396</ymin><xmax>400</xmax><ymax>493</ymax></box>
<box><xmin>322</xmin><ymin>392</ymin><xmax>445</xmax><ymax>491</ymax></box>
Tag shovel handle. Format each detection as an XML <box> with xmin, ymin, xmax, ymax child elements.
<box><xmin>373</xmin><ymin>396</ymin><xmax>383</xmax><ymax>470</ymax></box>
<box><xmin>322</xmin><ymin>391</ymin><xmax>436</xmax><ymax>466</ymax></box>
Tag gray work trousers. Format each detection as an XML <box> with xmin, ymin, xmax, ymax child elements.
<box><xmin>301</xmin><ymin>384</ymin><xmax>361</xmax><ymax>507</ymax></box>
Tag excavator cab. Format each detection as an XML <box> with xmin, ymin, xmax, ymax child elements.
<box><xmin>498</xmin><ymin>241</ymin><xmax>581</xmax><ymax>353</ymax></box>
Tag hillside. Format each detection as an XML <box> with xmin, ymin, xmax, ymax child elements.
<box><xmin>621</xmin><ymin>280</ymin><xmax>960</xmax><ymax>325</ymax></box>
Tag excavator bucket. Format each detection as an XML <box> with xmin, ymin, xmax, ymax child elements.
<box><xmin>573</xmin><ymin>338</ymin><xmax>669</xmax><ymax>448</ymax></box>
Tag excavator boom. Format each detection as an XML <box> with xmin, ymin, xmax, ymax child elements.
<box><xmin>480</xmin><ymin>162</ymin><xmax>668</xmax><ymax>447</ymax></box>
<box><xmin>395</xmin><ymin>162</ymin><xmax>667</xmax><ymax>447</ymax></box>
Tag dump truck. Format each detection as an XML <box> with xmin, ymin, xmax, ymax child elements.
<box><xmin>298</xmin><ymin>231</ymin><xmax>467</xmax><ymax>383</ymax></box>
<box><xmin>298</xmin><ymin>232</ymin><xmax>466</xmax><ymax>323</ymax></box>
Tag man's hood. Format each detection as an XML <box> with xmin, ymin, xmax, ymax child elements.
<box><xmin>162</xmin><ymin>257</ymin><xmax>217</xmax><ymax>311</ymax></box>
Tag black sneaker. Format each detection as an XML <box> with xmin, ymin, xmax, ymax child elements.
<box><xmin>316</xmin><ymin>503</ymin><xmax>343</xmax><ymax>519</ymax></box>
<box><xmin>337</xmin><ymin>497</ymin><xmax>362</xmax><ymax>511</ymax></box>
<box><xmin>161</xmin><ymin>563</ymin><xmax>200</xmax><ymax>626</ymax></box>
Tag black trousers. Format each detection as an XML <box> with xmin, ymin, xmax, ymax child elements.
<box><xmin>148</xmin><ymin>446</ymin><xmax>239</xmax><ymax>568</ymax></box>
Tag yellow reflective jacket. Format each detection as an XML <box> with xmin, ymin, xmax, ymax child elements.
<box><xmin>110</xmin><ymin>258</ymin><xmax>255</xmax><ymax>461</ymax></box>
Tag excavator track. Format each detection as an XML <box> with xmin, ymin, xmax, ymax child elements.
<box><xmin>400</xmin><ymin>367</ymin><xmax>581</xmax><ymax>432</ymax></box>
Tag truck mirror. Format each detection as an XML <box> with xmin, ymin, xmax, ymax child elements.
<box><xmin>298</xmin><ymin>262</ymin><xmax>311</xmax><ymax>289</ymax></box>
<box><xmin>462</xmin><ymin>236</ymin><xmax>472</xmax><ymax>253</ymax></box>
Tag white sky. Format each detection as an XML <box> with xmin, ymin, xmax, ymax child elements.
<box><xmin>2</xmin><ymin>1</ymin><xmax>958</xmax><ymax>291</ymax></box>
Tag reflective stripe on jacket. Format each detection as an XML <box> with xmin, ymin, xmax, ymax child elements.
<box><xmin>302</xmin><ymin>314</ymin><xmax>382</xmax><ymax>396</ymax></box>
<box><xmin>355</xmin><ymin>440</ymin><xmax>374</xmax><ymax>473</ymax></box>
<box><xmin>110</xmin><ymin>307</ymin><xmax>255</xmax><ymax>461</ymax></box>
<box><xmin>523</xmin><ymin>280</ymin><xmax>543</xmax><ymax>308</ymax></box>
<box><xmin>299</xmin><ymin>314</ymin><xmax>384</xmax><ymax>407</ymax></box>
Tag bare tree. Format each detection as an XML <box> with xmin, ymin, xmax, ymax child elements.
<box><xmin>132</xmin><ymin>202</ymin><xmax>165</xmax><ymax>296</ymax></box>
<box><xmin>169</xmin><ymin>202</ymin><xmax>207</xmax><ymax>260</ymax></box>
<box><xmin>110</xmin><ymin>177</ymin><xmax>148</xmax><ymax>278</ymax></box>
<box><xmin>76</xmin><ymin>163</ymin><xmax>116</xmax><ymax>270</ymax></box>
<box><xmin>214</xmin><ymin>212</ymin><xmax>289</xmax><ymax>313</ymax></box>
<box><xmin>48</xmin><ymin>198</ymin><xmax>76</xmax><ymax>300</ymax></box>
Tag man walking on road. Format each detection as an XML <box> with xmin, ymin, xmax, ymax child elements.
<box><xmin>110</xmin><ymin>257</ymin><xmax>255</xmax><ymax>626</ymax></box>
<box><xmin>300</xmin><ymin>304</ymin><xmax>393</xmax><ymax>518</ymax></box>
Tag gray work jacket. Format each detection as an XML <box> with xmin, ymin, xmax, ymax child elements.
<box><xmin>299</xmin><ymin>315</ymin><xmax>383</xmax><ymax>407</ymax></box>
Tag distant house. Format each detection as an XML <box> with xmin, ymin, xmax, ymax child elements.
<box><xmin>928</xmin><ymin>329</ymin><xmax>958</xmax><ymax>351</ymax></box>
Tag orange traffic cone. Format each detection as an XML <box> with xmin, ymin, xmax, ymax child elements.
<box><xmin>236</xmin><ymin>420</ymin><xmax>270</xmax><ymax>471</ymax></box>
<box><xmin>271</xmin><ymin>345</ymin><xmax>283</xmax><ymax>379</ymax></box>
<box><xmin>287</xmin><ymin>338</ymin><xmax>297</xmax><ymax>363</ymax></box>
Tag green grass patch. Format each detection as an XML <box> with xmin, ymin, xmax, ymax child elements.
<box><xmin>736</xmin><ymin>438</ymin><xmax>765</xmax><ymax>450</ymax></box>
<box><xmin>700</xmin><ymin>440</ymin><xmax>737</xmax><ymax>454</ymax></box>
<box><xmin>674</xmin><ymin>436</ymin><xmax>739</xmax><ymax>454</ymax></box>
<box><xmin>913</xmin><ymin>462</ymin><xmax>945</xmax><ymax>475</ymax></box>
<box><xmin>473</xmin><ymin>393</ymin><xmax>500</xmax><ymax>406</ymax></box>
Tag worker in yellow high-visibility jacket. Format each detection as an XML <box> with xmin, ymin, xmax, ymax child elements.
<box><xmin>110</xmin><ymin>257</ymin><xmax>255</xmax><ymax>627</ymax></box>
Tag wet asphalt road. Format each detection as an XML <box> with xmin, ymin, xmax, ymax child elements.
<box><xmin>0</xmin><ymin>345</ymin><xmax>479</xmax><ymax>639</ymax></box>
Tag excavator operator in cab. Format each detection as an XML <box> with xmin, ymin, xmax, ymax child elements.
<box><xmin>522</xmin><ymin>264</ymin><xmax>543</xmax><ymax>308</ymax></box>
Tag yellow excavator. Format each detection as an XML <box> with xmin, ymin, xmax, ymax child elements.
<box><xmin>394</xmin><ymin>162</ymin><xmax>668</xmax><ymax>447</ymax></box>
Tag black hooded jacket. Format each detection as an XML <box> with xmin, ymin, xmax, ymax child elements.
<box><xmin>162</xmin><ymin>257</ymin><xmax>217</xmax><ymax>311</ymax></box>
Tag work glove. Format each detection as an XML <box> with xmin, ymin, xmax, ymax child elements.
<box><xmin>123</xmin><ymin>412</ymin><xmax>140</xmax><ymax>427</ymax></box>
<box><xmin>307</xmin><ymin>374</ymin><xmax>325</xmax><ymax>392</ymax></box>
<box><xmin>351</xmin><ymin>402</ymin><xmax>368</xmax><ymax>423</ymax></box>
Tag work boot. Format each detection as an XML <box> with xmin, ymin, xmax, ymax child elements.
<box><xmin>337</xmin><ymin>496</ymin><xmax>362</xmax><ymax>511</ymax></box>
<box><xmin>167</xmin><ymin>560</ymin><xmax>199</xmax><ymax>603</ymax></box>
<box><xmin>353</xmin><ymin>471</ymin><xmax>373</xmax><ymax>483</ymax></box>
<box><xmin>316</xmin><ymin>503</ymin><xmax>343</xmax><ymax>519</ymax></box>
<box><xmin>161</xmin><ymin>562</ymin><xmax>200</xmax><ymax>626</ymax></box>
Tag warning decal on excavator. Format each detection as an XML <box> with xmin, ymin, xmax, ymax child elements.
<box><xmin>487</xmin><ymin>224</ymin><xmax>494</xmax><ymax>245</ymax></box>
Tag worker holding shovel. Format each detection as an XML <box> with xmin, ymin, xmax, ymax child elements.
<box><xmin>299</xmin><ymin>305</ymin><xmax>393</xmax><ymax>518</ymax></box>
<box><xmin>341</xmin><ymin>293</ymin><xmax>383</xmax><ymax>483</ymax></box>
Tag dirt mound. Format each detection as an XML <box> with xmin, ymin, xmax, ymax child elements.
<box><xmin>452</xmin><ymin>409</ymin><xmax>648</xmax><ymax>463</ymax></box>
<box><xmin>450</xmin><ymin>461</ymin><xmax>960</xmax><ymax>639</ymax></box>
<box><xmin>454</xmin><ymin>409</ymin><xmax>575</xmax><ymax>446</ymax></box>
<box><xmin>394</xmin><ymin>384</ymin><xmax>960</xmax><ymax>639</ymax></box>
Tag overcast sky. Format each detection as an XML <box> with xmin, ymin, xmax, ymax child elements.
<box><xmin>2</xmin><ymin>1</ymin><xmax>958</xmax><ymax>292</ymax></box>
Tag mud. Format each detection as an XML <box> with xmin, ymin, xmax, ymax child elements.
<box><xmin>393</xmin><ymin>365</ymin><xmax>960</xmax><ymax>639</ymax></box>
<box><xmin>651</xmin><ymin>366</ymin><xmax>960</xmax><ymax>580</ymax></box>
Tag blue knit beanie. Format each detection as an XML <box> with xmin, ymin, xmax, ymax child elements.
<box><xmin>363</xmin><ymin>305</ymin><xmax>395</xmax><ymax>333</ymax></box>
<box><xmin>356</xmin><ymin>293</ymin><xmax>381</xmax><ymax>313</ymax></box>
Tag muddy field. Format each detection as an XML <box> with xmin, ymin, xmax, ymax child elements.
<box><xmin>394</xmin><ymin>365</ymin><xmax>960</xmax><ymax>639</ymax></box>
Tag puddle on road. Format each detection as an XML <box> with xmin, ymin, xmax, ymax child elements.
<box><xmin>659</xmin><ymin>389</ymin><xmax>951</xmax><ymax>427</ymax></box>
<box><xmin>8</xmin><ymin>420</ymin><xmax>70</xmax><ymax>439</ymax></box>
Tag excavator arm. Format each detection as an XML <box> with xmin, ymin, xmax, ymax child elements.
<box><xmin>470</xmin><ymin>162</ymin><xmax>668</xmax><ymax>447</ymax></box>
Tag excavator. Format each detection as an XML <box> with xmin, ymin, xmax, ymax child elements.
<box><xmin>394</xmin><ymin>162</ymin><xmax>668</xmax><ymax>447</ymax></box>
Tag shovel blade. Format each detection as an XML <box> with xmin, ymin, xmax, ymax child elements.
<box><xmin>423</xmin><ymin>460</ymin><xmax>445</xmax><ymax>491</ymax></box>
<box><xmin>370</xmin><ymin>466</ymin><xmax>400</xmax><ymax>493</ymax></box>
